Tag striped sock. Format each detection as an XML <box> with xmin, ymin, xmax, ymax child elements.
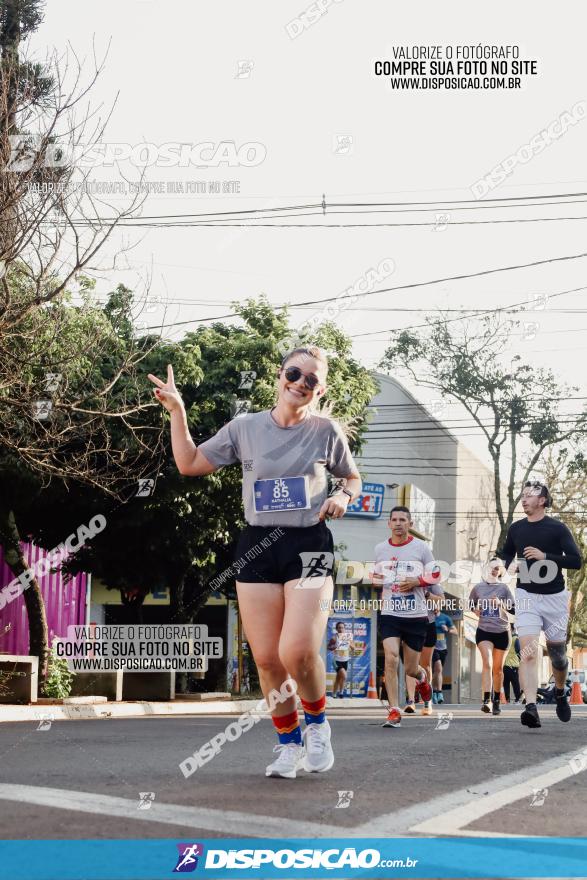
<box><xmin>272</xmin><ymin>710</ymin><xmax>302</xmax><ymax>745</ymax></box>
<box><xmin>301</xmin><ymin>695</ymin><xmax>326</xmax><ymax>726</ymax></box>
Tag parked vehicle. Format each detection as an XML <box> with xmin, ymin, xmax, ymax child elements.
<box><xmin>537</xmin><ymin>670</ymin><xmax>587</xmax><ymax>704</ymax></box>
<box><xmin>537</xmin><ymin>675</ymin><xmax>571</xmax><ymax>704</ymax></box>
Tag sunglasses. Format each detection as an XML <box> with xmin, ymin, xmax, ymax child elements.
<box><xmin>283</xmin><ymin>366</ymin><xmax>320</xmax><ymax>391</ymax></box>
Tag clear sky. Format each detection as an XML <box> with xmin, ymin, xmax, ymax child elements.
<box><xmin>29</xmin><ymin>1</ymin><xmax>587</xmax><ymax>467</ymax></box>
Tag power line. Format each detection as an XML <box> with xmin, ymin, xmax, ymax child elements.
<box><xmin>349</xmin><ymin>285</ymin><xmax>587</xmax><ymax>338</ymax></box>
<box><xmin>66</xmin><ymin>189</ymin><xmax>587</xmax><ymax>224</ymax></box>
<box><xmin>365</xmin><ymin>395</ymin><xmax>587</xmax><ymax>408</ymax></box>
<box><xmin>76</xmin><ymin>214</ymin><xmax>587</xmax><ymax>229</ymax></box>
<box><xmin>141</xmin><ymin>260</ymin><xmax>587</xmax><ymax>332</ymax></box>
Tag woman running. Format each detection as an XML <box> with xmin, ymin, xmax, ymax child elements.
<box><xmin>149</xmin><ymin>346</ymin><xmax>361</xmax><ymax>779</ymax></box>
<box><xmin>469</xmin><ymin>559</ymin><xmax>515</xmax><ymax>715</ymax></box>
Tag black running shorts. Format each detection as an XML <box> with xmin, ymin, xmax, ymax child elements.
<box><xmin>234</xmin><ymin>521</ymin><xmax>334</xmax><ymax>584</ymax></box>
<box><xmin>475</xmin><ymin>628</ymin><xmax>510</xmax><ymax>651</ymax></box>
<box><xmin>334</xmin><ymin>660</ymin><xmax>348</xmax><ymax>671</ymax></box>
<box><xmin>379</xmin><ymin>614</ymin><xmax>428</xmax><ymax>652</ymax></box>
<box><xmin>433</xmin><ymin>648</ymin><xmax>448</xmax><ymax>666</ymax></box>
<box><xmin>424</xmin><ymin>620</ymin><xmax>437</xmax><ymax>648</ymax></box>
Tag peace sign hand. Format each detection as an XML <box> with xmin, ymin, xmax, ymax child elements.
<box><xmin>148</xmin><ymin>364</ymin><xmax>184</xmax><ymax>414</ymax></box>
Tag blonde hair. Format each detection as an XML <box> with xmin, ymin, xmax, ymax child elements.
<box><xmin>280</xmin><ymin>346</ymin><xmax>329</xmax><ymax>374</ymax></box>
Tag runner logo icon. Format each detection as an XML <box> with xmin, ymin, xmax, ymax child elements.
<box><xmin>529</xmin><ymin>788</ymin><xmax>549</xmax><ymax>807</ymax></box>
<box><xmin>335</xmin><ymin>790</ymin><xmax>354</xmax><ymax>809</ymax></box>
<box><xmin>173</xmin><ymin>843</ymin><xmax>204</xmax><ymax>873</ymax></box>
<box><xmin>297</xmin><ymin>551</ymin><xmax>334</xmax><ymax>589</ymax></box>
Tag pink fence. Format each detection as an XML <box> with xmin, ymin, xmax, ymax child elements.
<box><xmin>0</xmin><ymin>543</ymin><xmax>88</xmax><ymax>656</ymax></box>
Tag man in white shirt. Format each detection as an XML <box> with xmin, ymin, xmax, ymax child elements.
<box><xmin>373</xmin><ymin>506</ymin><xmax>442</xmax><ymax>728</ymax></box>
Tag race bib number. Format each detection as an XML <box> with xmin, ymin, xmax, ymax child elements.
<box><xmin>253</xmin><ymin>476</ymin><xmax>309</xmax><ymax>512</ymax></box>
<box><xmin>481</xmin><ymin>606</ymin><xmax>500</xmax><ymax>619</ymax></box>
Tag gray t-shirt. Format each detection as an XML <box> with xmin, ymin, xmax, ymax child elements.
<box><xmin>198</xmin><ymin>409</ymin><xmax>357</xmax><ymax>527</ymax></box>
<box><xmin>468</xmin><ymin>580</ymin><xmax>515</xmax><ymax>633</ymax></box>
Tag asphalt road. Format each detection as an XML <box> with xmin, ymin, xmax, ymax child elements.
<box><xmin>0</xmin><ymin>704</ymin><xmax>586</xmax><ymax>840</ymax></box>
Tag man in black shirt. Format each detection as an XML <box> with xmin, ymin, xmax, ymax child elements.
<box><xmin>498</xmin><ymin>480</ymin><xmax>582</xmax><ymax>729</ymax></box>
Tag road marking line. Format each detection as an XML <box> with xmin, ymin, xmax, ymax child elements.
<box><xmin>409</xmin><ymin>749</ymin><xmax>587</xmax><ymax>836</ymax></box>
<box><xmin>348</xmin><ymin>743</ymin><xmax>587</xmax><ymax>837</ymax></box>
<box><xmin>0</xmin><ymin>784</ymin><xmax>342</xmax><ymax>838</ymax></box>
<box><xmin>1</xmin><ymin>741</ymin><xmax>585</xmax><ymax>840</ymax></box>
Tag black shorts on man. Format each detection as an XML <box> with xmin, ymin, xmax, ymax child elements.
<box><xmin>424</xmin><ymin>620</ymin><xmax>437</xmax><ymax>648</ymax></box>
<box><xmin>379</xmin><ymin>614</ymin><xmax>428</xmax><ymax>652</ymax></box>
<box><xmin>433</xmin><ymin>648</ymin><xmax>448</xmax><ymax>666</ymax></box>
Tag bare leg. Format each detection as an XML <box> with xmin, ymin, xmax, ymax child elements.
<box><xmin>278</xmin><ymin>576</ymin><xmax>333</xmax><ymax>702</ymax></box>
<box><xmin>433</xmin><ymin>658</ymin><xmax>443</xmax><ymax>692</ymax></box>
<box><xmin>236</xmin><ymin>581</ymin><xmax>294</xmax><ymax>716</ymax></box>
<box><xmin>478</xmin><ymin>641</ymin><xmax>493</xmax><ymax>697</ymax></box>
<box><xmin>334</xmin><ymin>666</ymin><xmax>347</xmax><ymax>695</ymax></box>
<box><xmin>420</xmin><ymin>646</ymin><xmax>434</xmax><ymax>686</ymax></box>
<box><xmin>547</xmin><ymin>640</ymin><xmax>568</xmax><ymax>690</ymax></box>
<box><xmin>402</xmin><ymin>643</ymin><xmax>425</xmax><ymax>680</ymax></box>
<box><xmin>519</xmin><ymin>634</ymin><xmax>540</xmax><ymax>704</ymax></box>
<box><xmin>492</xmin><ymin>648</ymin><xmax>508</xmax><ymax>695</ymax></box>
<box><xmin>383</xmin><ymin>637</ymin><xmax>401</xmax><ymax>706</ymax></box>
<box><xmin>406</xmin><ymin>672</ymin><xmax>416</xmax><ymax>701</ymax></box>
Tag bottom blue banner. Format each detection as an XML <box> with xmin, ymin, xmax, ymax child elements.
<box><xmin>1</xmin><ymin>837</ymin><xmax>587</xmax><ymax>879</ymax></box>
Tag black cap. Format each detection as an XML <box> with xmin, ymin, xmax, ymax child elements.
<box><xmin>523</xmin><ymin>480</ymin><xmax>552</xmax><ymax>508</ymax></box>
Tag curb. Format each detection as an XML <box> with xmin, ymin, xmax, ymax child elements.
<box><xmin>5</xmin><ymin>699</ymin><xmax>578</xmax><ymax>724</ymax></box>
<box><xmin>0</xmin><ymin>696</ymin><xmax>386</xmax><ymax>723</ymax></box>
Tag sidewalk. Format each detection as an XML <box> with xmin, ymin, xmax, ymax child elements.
<box><xmin>3</xmin><ymin>698</ymin><xmax>583</xmax><ymax>723</ymax></box>
<box><xmin>0</xmin><ymin>696</ymin><xmax>385</xmax><ymax>723</ymax></box>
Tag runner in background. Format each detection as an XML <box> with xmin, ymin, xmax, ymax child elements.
<box><xmin>373</xmin><ymin>506</ymin><xmax>441</xmax><ymax>728</ymax></box>
<box><xmin>149</xmin><ymin>348</ymin><xmax>361</xmax><ymax>777</ymax></box>
<box><xmin>498</xmin><ymin>480</ymin><xmax>582</xmax><ymax>729</ymax></box>
<box><xmin>405</xmin><ymin>582</ymin><xmax>444</xmax><ymax>716</ymax></box>
<box><xmin>503</xmin><ymin>624</ymin><xmax>523</xmax><ymax>704</ymax></box>
<box><xmin>432</xmin><ymin>608</ymin><xmax>457</xmax><ymax>704</ymax></box>
<box><xmin>328</xmin><ymin>621</ymin><xmax>352</xmax><ymax>698</ymax></box>
<box><xmin>469</xmin><ymin>559</ymin><xmax>514</xmax><ymax>715</ymax></box>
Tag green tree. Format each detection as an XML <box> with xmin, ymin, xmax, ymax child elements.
<box><xmin>380</xmin><ymin>313</ymin><xmax>587</xmax><ymax>549</ymax></box>
<box><xmin>537</xmin><ymin>448</ymin><xmax>587</xmax><ymax>646</ymax></box>
<box><xmin>0</xmin><ymin>279</ymin><xmax>163</xmax><ymax>677</ymax></box>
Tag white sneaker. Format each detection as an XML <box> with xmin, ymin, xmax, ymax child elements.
<box><xmin>303</xmin><ymin>720</ymin><xmax>334</xmax><ymax>773</ymax></box>
<box><xmin>265</xmin><ymin>742</ymin><xmax>305</xmax><ymax>779</ymax></box>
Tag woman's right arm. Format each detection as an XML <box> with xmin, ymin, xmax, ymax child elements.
<box><xmin>169</xmin><ymin>407</ymin><xmax>216</xmax><ymax>476</ymax></box>
<box><xmin>149</xmin><ymin>365</ymin><xmax>216</xmax><ymax>477</ymax></box>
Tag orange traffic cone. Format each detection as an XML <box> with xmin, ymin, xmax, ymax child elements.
<box><xmin>367</xmin><ymin>672</ymin><xmax>378</xmax><ymax>699</ymax></box>
<box><xmin>570</xmin><ymin>675</ymin><xmax>583</xmax><ymax>705</ymax></box>
<box><xmin>500</xmin><ymin>689</ymin><xmax>507</xmax><ymax>704</ymax></box>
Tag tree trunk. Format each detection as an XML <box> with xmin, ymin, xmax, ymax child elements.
<box><xmin>0</xmin><ymin>0</ymin><xmax>21</xmax><ymax>258</ymax></box>
<box><xmin>0</xmin><ymin>508</ymin><xmax>49</xmax><ymax>684</ymax></box>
